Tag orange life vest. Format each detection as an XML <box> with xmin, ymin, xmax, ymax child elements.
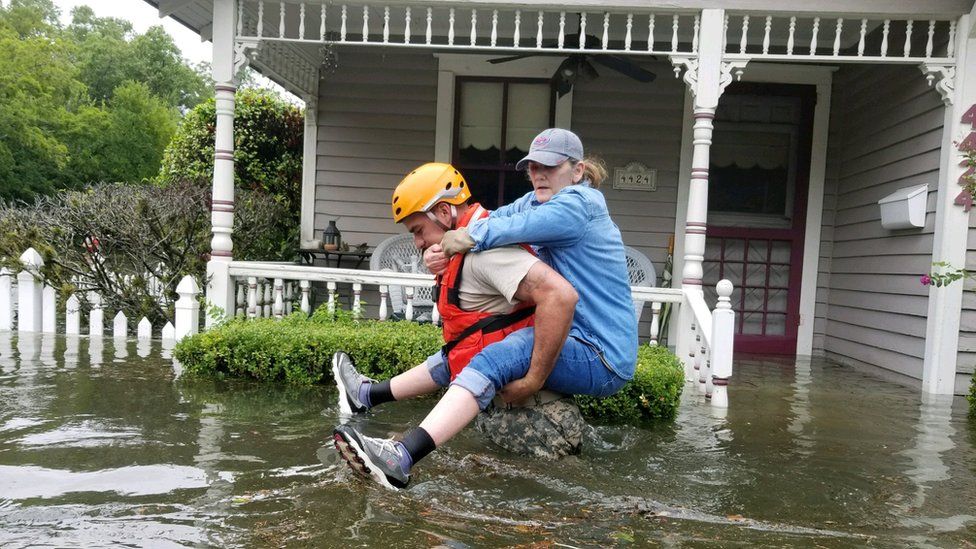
<box><xmin>435</xmin><ymin>204</ymin><xmax>536</xmax><ymax>380</ymax></box>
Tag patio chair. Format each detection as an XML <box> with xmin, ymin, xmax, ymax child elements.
<box><xmin>625</xmin><ymin>246</ymin><xmax>657</xmax><ymax>322</ymax></box>
<box><xmin>370</xmin><ymin>233</ymin><xmax>436</xmax><ymax>321</ymax></box>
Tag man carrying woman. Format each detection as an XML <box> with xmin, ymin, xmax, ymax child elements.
<box><xmin>333</xmin><ymin>128</ymin><xmax>637</xmax><ymax>490</ymax></box>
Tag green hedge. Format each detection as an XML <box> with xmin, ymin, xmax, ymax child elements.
<box><xmin>174</xmin><ymin>312</ymin><xmax>684</xmax><ymax>422</ymax></box>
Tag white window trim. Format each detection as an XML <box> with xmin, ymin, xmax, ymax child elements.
<box><xmin>433</xmin><ymin>53</ymin><xmax>573</xmax><ymax>162</ymax></box>
<box><xmin>672</xmin><ymin>63</ymin><xmax>835</xmax><ymax>357</ymax></box>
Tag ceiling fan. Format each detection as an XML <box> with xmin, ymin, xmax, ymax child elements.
<box><xmin>489</xmin><ymin>18</ymin><xmax>656</xmax><ymax>98</ymax></box>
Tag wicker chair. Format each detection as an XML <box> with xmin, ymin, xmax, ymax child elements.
<box><xmin>369</xmin><ymin>233</ymin><xmax>436</xmax><ymax>320</ymax></box>
<box><xmin>625</xmin><ymin>246</ymin><xmax>657</xmax><ymax>322</ymax></box>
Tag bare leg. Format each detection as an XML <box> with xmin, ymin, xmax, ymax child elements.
<box><xmin>417</xmin><ymin>385</ymin><xmax>480</xmax><ymax>445</ymax></box>
<box><xmin>390</xmin><ymin>363</ymin><xmax>441</xmax><ymax>400</ymax></box>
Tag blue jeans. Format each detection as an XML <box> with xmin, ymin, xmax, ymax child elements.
<box><xmin>427</xmin><ymin>327</ymin><xmax>627</xmax><ymax>410</ymax></box>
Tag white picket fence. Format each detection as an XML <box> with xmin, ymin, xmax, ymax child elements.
<box><xmin>0</xmin><ymin>247</ymin><xmax>206</xmax><ymax>343</ymax></box>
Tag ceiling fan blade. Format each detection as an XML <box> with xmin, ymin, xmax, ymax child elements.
<box><xmin>488</xmin><ymin>54</ymin><xmax>537</xmax><ymax>64</ymax></box>
<box><xmin>590</xmin><ymin>55</ymin><xmax>656</xmax><ymax>83</ymax></box>
<box><xmin>578</xmin><ymin>58</ymin><xmax>600</xmax><ymax>81</ymax></box>
<box><xmin>551</xmin><ymin>56</ymin><xmax>578</xmax><ymax>98</ymax></box>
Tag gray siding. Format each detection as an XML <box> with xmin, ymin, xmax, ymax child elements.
<box><xmin>570</xmin><ymin>60</ymin><xmax>685</xmax><ymax>284</ymax></box>
<box><xmin>958</xmin><ymin>214</ymin><xmax>976</xmax><ymax>389</ymax></box>
<box><xmin>314</xmin><ymin>48</ymin><xmax>438</xmax><ymax>249</ymax></box>
<box><xmin>819</xmin><ymin>64</ymin><xmax>942</xmax><ymax>380</ymax></box>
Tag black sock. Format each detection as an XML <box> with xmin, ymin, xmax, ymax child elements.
<box><xmin>367</xmin><ymin>380</ymin><xmax>395</xmax><ymax>407</ymax></box>
<box><xmin>399</xmin><ymin>427</ymin><xmax>436</xmax><ymax>468</ymax></box>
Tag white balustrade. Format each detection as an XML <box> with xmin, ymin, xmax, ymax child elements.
<box><xmin>300</xmin><ymin>280</ymin><xmax>311</xmax><ymax>314</ymax></box>
<box><xmin>719</xmin><ymin>13</ymin><xmax>955</xmax><ymax>62</ymax></box>
<box><xmin>273</xmin><ymin>278</ymin><xmax>284</xmax><ymax>318</ymax></box>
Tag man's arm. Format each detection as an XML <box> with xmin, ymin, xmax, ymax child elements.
<box><xmin>499</xmin><ymin>261</ymin><xmax>577</xmax><ymax>404</ymax></box>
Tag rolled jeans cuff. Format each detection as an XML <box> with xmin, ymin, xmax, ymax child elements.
<box><xmin>425</xmin><ymin>351</ymin><xmax>451</xmax><ymax>387</ymax></box>
<box><xmin>451</xmin><ymin>367</ymin><xmax>495</xmax><ymax>410</ymax></box>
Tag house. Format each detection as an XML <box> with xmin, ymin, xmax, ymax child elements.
<box><xmin>141</xmin><ymin>0</ymin><xmax>976</xmax><ymax>397</ymax></box>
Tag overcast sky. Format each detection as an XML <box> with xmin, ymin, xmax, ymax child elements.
<box><xmin>48</xmin><ymin>0</ymin><xmax>212</xmax><ymax>64</ymax></box>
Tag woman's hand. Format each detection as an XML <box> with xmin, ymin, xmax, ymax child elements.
<box><xmin>440</xmin><ymin>227</ymin><xmax>475</xmax><ymax>257</ymax></box>
<box><xmin>423</xmin><ymin>244</ymin><xmax>449</xmax><ymax>275</ymax></box>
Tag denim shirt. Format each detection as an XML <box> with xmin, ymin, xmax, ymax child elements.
<box><xmin>467</xmin><ymin>181</ymin><xmax>638</xmax><ymax>380</ymax></box>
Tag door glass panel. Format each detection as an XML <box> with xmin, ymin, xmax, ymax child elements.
<box><xmin>741</xmin><ymin>312</ymin><xmax>764</xmax><ymax>335</ymax></box>
<box><xmin>745</xmin><ymin>263</ymin><xmax>767</xmax><ymax>287</ymax></box>
<box><xmin>744</xmin><ymin>287</ymin><xmax>765</xmax><ymax>312</ymax></box>
<box><xmin>747</xmin><ymin>240</ymin><xmax>769</xmax><ymax>262</ymax></box>
<box><xmin>768</xmin><ymin>263</ymin><xmax>790</xmax><ymax>288</ymax></box>
<box><xmin>767</xmin><ymin>289</ymin><xmax>788</xmax><ymax>313</ymax></box>
<box><xmin>766</xmin><ymin>313</ymin><xmax>787</xmax><ymax>336</ymax></box>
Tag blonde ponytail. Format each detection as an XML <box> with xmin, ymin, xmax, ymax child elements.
<box><xmin>575</xmin><ymin>155</ymin><xmax>607</xmax><ymax>189</ymax></box>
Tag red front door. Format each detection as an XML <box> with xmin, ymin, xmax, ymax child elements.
<box><xmin>702</xmin><ymin>83</ymin><xmax>816</xmax><ymax>355</ymax></box>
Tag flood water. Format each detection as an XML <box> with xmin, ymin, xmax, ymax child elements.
<box><xmin>1</xmin><ymin>333</ymin><xmax>974</xmax><ymax>547</ymax></box>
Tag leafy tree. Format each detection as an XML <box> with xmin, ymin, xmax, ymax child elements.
<box><xmin>0</xmin><ymin>1</ymin><xmax>84</xmax><ymax>199</ymax></box>
<box><xmin>62</xmin><ymin>81</ymin><xmax>179</xmax><ymax>186</ymax></box>
<box><xmin>158</xmin><ymin>88</ymin><xmax>305</xmax><ymax>212</ymax></box>
<box><xmin>0</xmin><ymin>1</ymin><xmax>211</xmax><ymax>199</ymax></box>
<box><xmin>67</xmin><ymin>7</ymin><xmax>211</xmax><ymax>111</ymax></box>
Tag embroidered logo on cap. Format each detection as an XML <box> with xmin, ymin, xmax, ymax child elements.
<box><xmin>532</xmin><ymin>135</ymin><xmax>550</xmax><ymax>148</ymax></box>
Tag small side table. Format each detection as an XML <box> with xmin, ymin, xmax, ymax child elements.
<box><xmin>298</xmin><ymin>248</ymin><xmax>372</xmax><ymax>269</ymax></box>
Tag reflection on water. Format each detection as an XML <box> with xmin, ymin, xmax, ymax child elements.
<box><xmin>0</xmin><ymin>334</ymin><xmax>974</xmax><ymax>547</ymax></box>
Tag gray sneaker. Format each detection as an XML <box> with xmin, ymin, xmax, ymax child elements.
<box><xmin>331</xmin><ymin>351</ymin><xmax>375</xmax><ymax>415</ymax></box>
<box><xmin>333</xmin><ymin>425</ymin><xmax>410</xmax><ymax>490</ymax></box>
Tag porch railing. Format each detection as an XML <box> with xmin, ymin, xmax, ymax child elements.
<box><xmin>227</xmin><ymin>261</ymin><xmax>735</xmax><ymax>407</ymax></box>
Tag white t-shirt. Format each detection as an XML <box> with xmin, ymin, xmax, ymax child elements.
<box><xmin>457</xmin><ymin>246</ymin><xmax>539</xmax><ymax>314</ymax></box>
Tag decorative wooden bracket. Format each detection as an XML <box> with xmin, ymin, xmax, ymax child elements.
<box><xmin>719</xmin><ymin>60</ymin><xmax>750</xmax><ymax>94</ymax></box>
<box><xmin>234</xmin><ymin>38</ymin><xmax>261</xmax><ymax>78</ymax></box>
<box><xmin>669</xmin><ymin>55</ymin><xmax>699</xmax><ymax>97</ymax></box>
<box><xmin>919</xmin><ymin>63</ymin><xmax>955</xmax><ymax>106</ymax></box>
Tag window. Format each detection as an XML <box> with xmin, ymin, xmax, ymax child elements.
<box><xmin>453</xmin><ymin>78</ymin><xmax>554</xmax><ymax>210</ymax></box>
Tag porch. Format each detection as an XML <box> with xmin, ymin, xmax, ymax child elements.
<box><xmin>149</xmin><ymin>0</ymin><xmax>976</xmax><ymax>395</ymax></box>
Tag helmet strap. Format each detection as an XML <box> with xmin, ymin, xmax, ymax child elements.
<box><xmin>426</xmin><ymin>204</ymin><xmax>459</xmax><ymax>231</ymax></box>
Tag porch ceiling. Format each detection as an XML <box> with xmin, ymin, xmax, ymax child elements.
<box><xmin>139</xmin><ymin>0</ymin><xmax>973</xmax><ymax>99</ymax></box>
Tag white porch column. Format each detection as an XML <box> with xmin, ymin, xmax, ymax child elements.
<box><xmin>206</xmin><ymin>0</ymin><xmax>238</xmax><ymax>327</ymax></box>
<box><xmin>922</xmin><ymin>14</ymin><xmax>975</xmax><ymax>395</ymax></box>
<box><xmin>673</xmin><ymin>9</ymin><xmax>726</xmax><ymax>375</ymax></box>
<box><xmin>300</xmin><ymin>96</ymin><xmax>319</xmax><ymax>247</ymax></box>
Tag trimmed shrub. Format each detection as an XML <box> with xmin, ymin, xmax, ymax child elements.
<box><xmin>174</xmin><ymin>312</ymin><xmax>684</xmax><ymax>423</ymax></box>
<box><xmin>577</xmin><ymin>345</ymin><xmax>685</xmax><ymax>422</ymax></box>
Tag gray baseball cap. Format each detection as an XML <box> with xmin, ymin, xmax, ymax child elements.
<box><xmin>515</xmin><ymin>128</ymin><xmax>584</xmax><ymax>171</ymax></box>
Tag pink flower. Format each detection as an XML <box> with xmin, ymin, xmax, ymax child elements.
<box><xmin>920</xmin><ymin>274</ymin><xmax>932</xmax><ymax>286</ymax></box>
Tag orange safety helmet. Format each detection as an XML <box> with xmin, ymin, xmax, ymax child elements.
<box><xmin>391</xmin><ymin>163</ymin><xmax>471</xmax><ymax>223</ymax></box>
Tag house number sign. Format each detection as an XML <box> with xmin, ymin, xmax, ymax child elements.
<box><xmin>612</xmin><ymin>162</ymin><xmax>657</xmax><ymax>191</ymax></box>
<box><xmin>955</xmin><ymin>103</ymin><xmax>976</xmax><ymax>212</ymax></box>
